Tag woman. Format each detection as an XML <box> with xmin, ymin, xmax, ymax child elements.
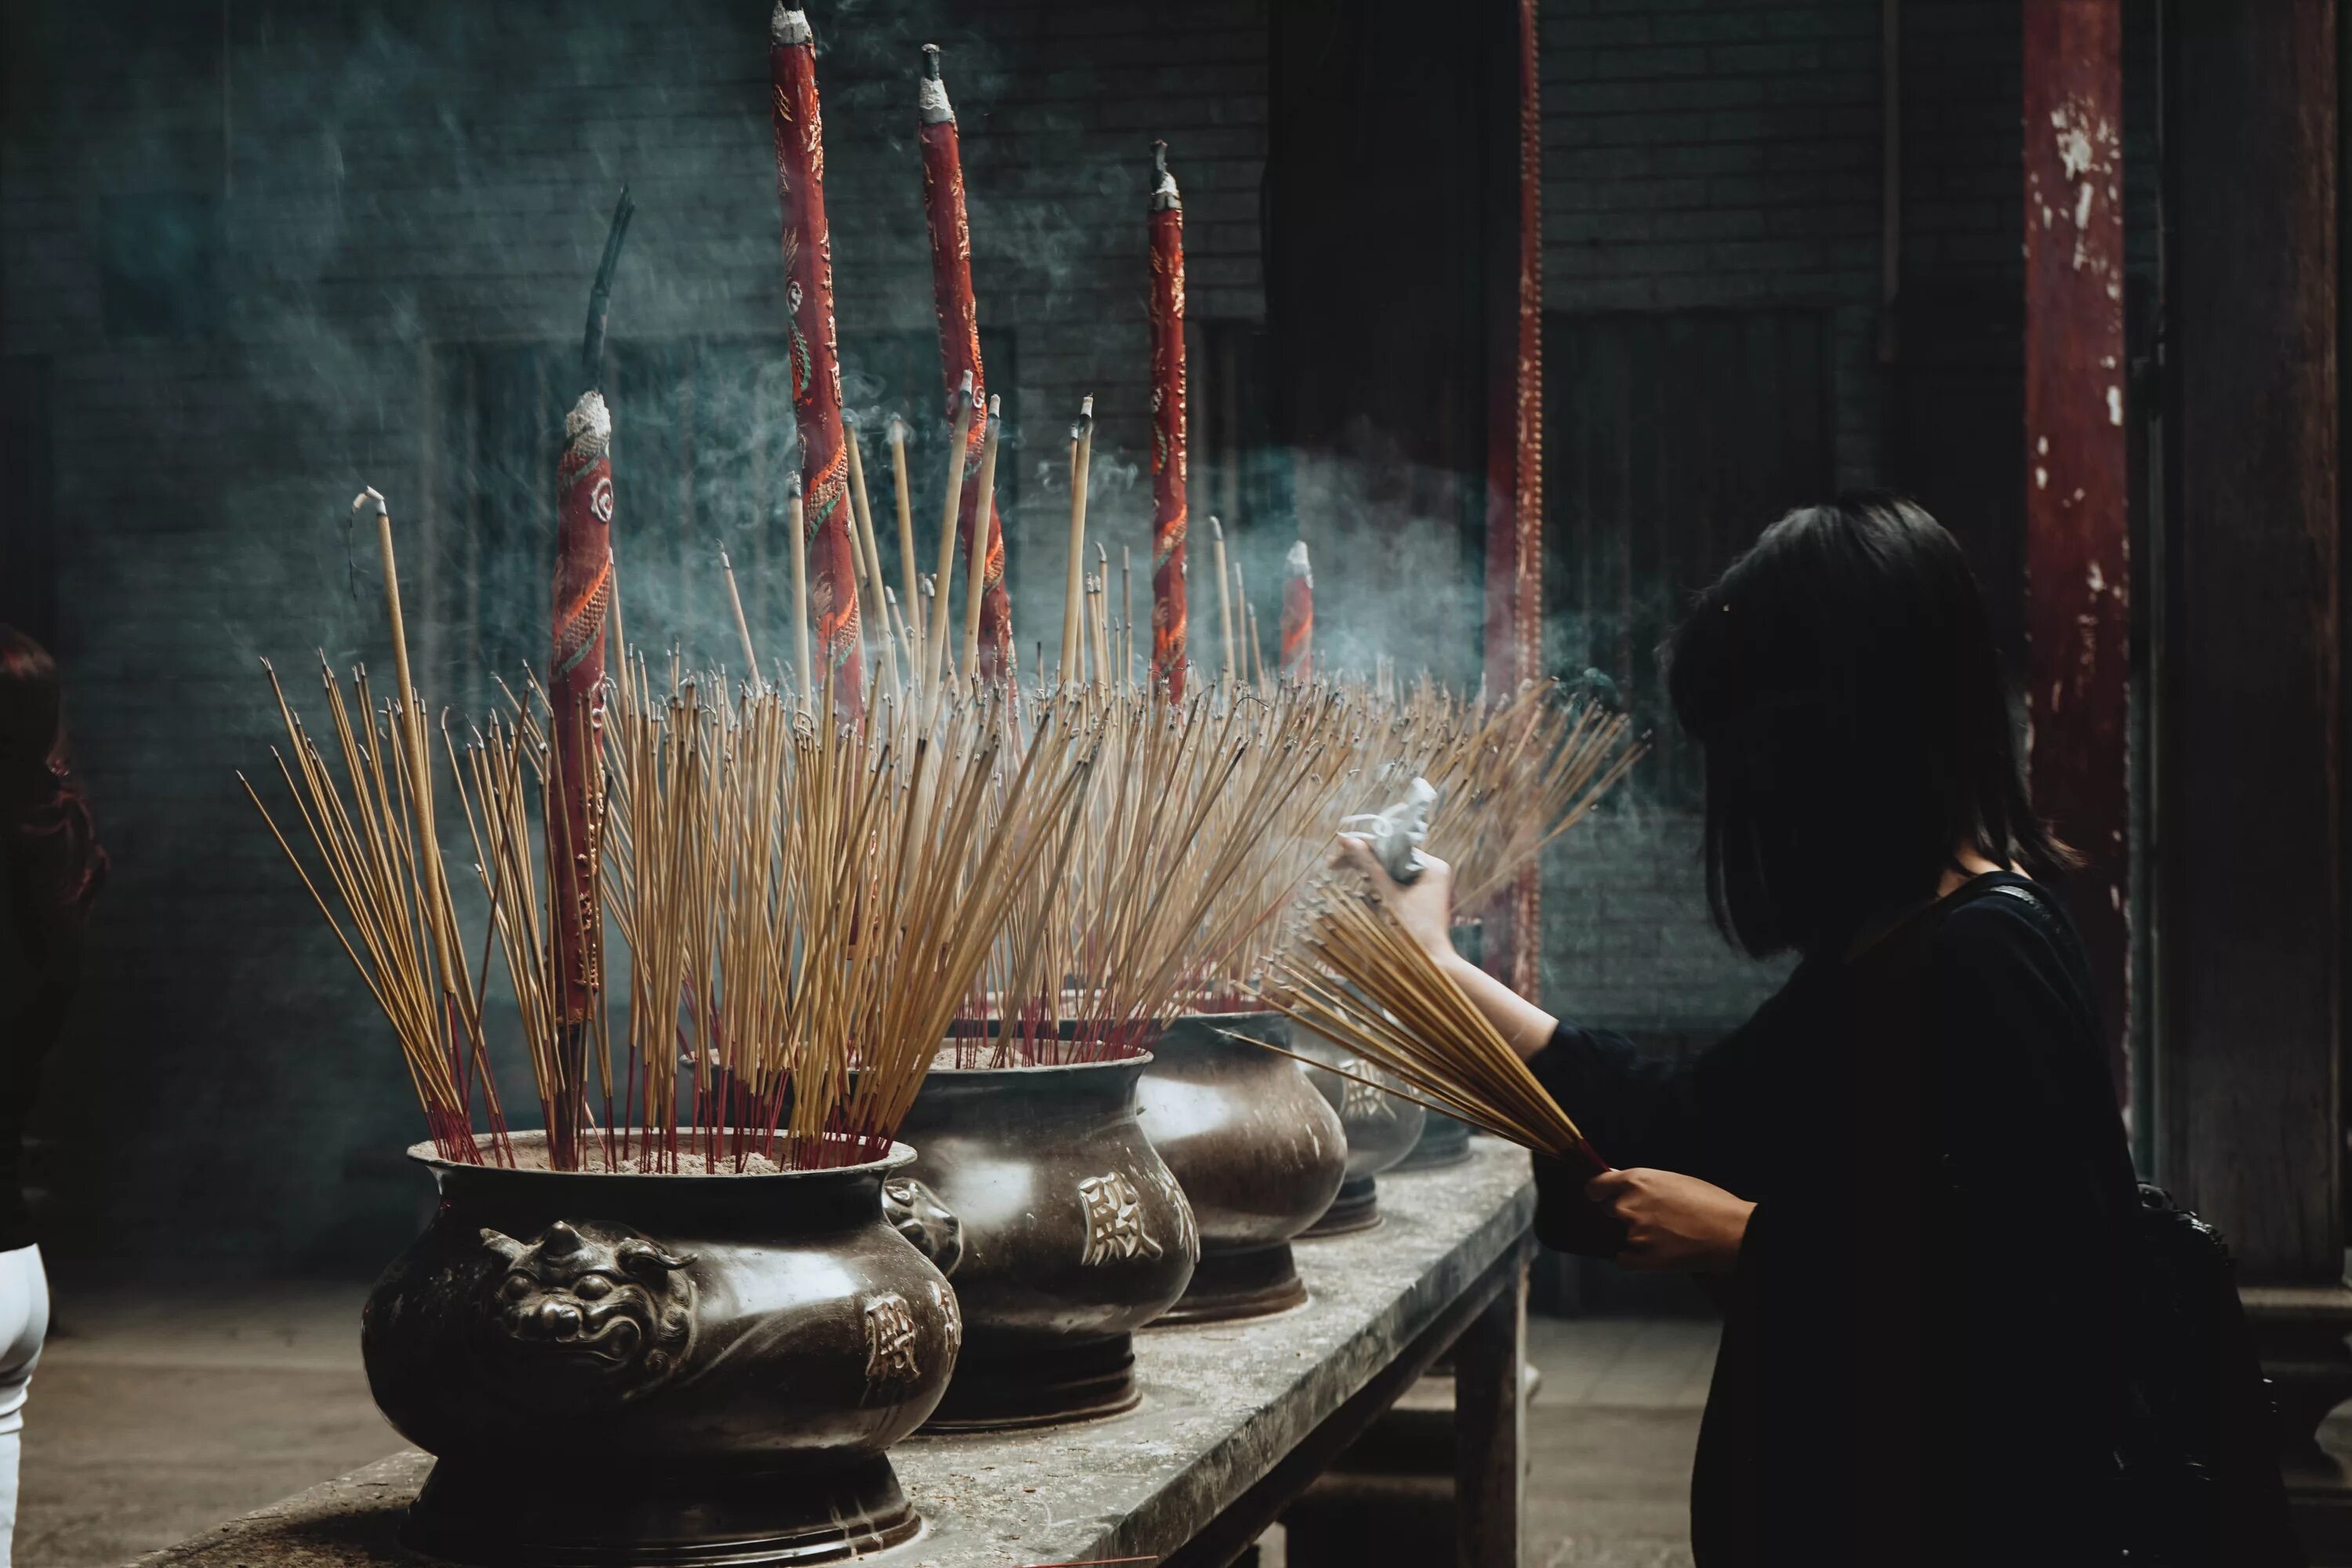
<box><xmin>0</xmin><ymin>626</ymin><xmax>105</xmax><ymax>1568</ymax></box>
<box><xmin>1344</xmin><ymin>498</ymin><xmax>2285</xmax><ymax>1565</ymax></box>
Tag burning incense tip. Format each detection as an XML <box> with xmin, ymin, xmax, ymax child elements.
<box><xmin>1150</xmin><ymin>140</ymin><xmax>1181</xmax><ymax>211</ymax></box>
<box><xmin>987</xmin><ymin>393</ymin><xmax>1001</xmax><ymax>418</ymax></box>
<box><xmin>1287</xmin><ymin>539</ymin><xmax>1312</xmax><ymax>578</ymax></box>
<box><xmin>565</xmin><ymin>390</ymin><xmax>612</xmax><ymax>448</ymax></box>
<box><xmin>769</xmin><ymin>4</ymin><xmax>811</xmax><ymax>48</ymax></box>
<box><xmin>1081</xmin><ymin>393</ymin><xmax>1094</xmax><ymax>417</ymax></box>
<box><xmin>787</xmin><ymin>474</ymin><xmax>804</xmax><ymax>499</ymax></box>
<box><xmin>917</xmin><ymin>45</ymin><xmax>953</xmax><ymax>123</ymax></box>
<box><xmin>351</xmin><ymin>487</ymin><xmax>387</xmax><ymax>517</ymax></box>
<box><xmin>887</xmin><ymin>412</ymin><xmax>907</xmax><ymax>444</ymax></box>
<box><xmin>1208</xmin><ymin>514</ymin><xmax>1223</xmax><ymax>543</ymax></box>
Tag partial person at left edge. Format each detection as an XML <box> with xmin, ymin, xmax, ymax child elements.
<box><xmin>0</xmin><ymin>625</ymin><xmax>108</xmax><ymax>1568</ymax></box>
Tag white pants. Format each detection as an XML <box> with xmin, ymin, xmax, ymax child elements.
<box><xmin>0</xmin><ymin>1247</ymin><xmax>48</xmax><ymax>1568</ymax></box>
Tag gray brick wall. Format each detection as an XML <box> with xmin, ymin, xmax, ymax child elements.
<box><xmin>1541</xmin><ymin>807</ymin><xmax>1791</xmax><ymax>1037</ymax></box>
<box><xmin>1541</xmin><ymin>0</ymin><xmax>1886</xmax><ymax>490</ymax></box>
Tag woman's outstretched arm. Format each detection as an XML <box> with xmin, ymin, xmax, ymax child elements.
<box><xmin>1327</xmin><ymin>836</ymin><xmax>1557</xmax><ymax>1058</ymax></box>
<box><xmin>1328</xmin><ymin>834</ymin><xmax>1733</xmax><ymax>1263</ymax></box>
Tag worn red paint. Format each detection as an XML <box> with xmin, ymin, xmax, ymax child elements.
<box><xmin>770</xmin><ymin>5</ymin><xmax>865</xmax><ymax>720</ymax></box>
<box><xmin>2022</xmin><ymin>0</ymin><xmax>2129</xmax><ymax>1098</ymax></box>
<box><xmin>1482</xmin><ymin>0</ymin><xmax>1544</xmax><ymax>998</ymax></box>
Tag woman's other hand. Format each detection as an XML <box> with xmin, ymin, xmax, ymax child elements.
<box><xmin>1584</xmin><ymin>1167</ymin><xmax>1755</xmax><ymax>1272</ymax></box>
<box><xmin>1330</xmin><ymin>834</ymin><xmax>1457</xmax><ymax>962</ymax></box>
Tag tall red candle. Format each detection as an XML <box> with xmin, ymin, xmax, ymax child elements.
<box><xmin>1146</xmin><ymin>141</ymin><xmax>1189</xmax><ymax>699</ymax></box>
<box><xmin>550</xmin><ymin>390</ymin><xmax>612</xmax><ymax>1022</ymax></box>
<box><xmin>918</xmin><ymin>45</ymin><xmax>1014</xmax><ymax>684</ymax></box>
<box><xmin>770</xmin><ymin>3</ymin><xmax>864</xmax><ymax>718</ymax></box>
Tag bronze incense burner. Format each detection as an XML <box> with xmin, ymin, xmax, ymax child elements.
<box><xmin>363</xmin><ymin>1134</ymin><xmax>962</xmax><ymax>1566</ymax></box>
<box><xmin>1291</xmin><ymin>1024</ymin><xmax>1429</xmax><ymax>1236</ymax></box>
<box><xmin>1136</xmin><ymin>1011</ymin><xmax>1346</xmax><ymax>1323</ymax></box>
<box><xmin>898</xmin><ymin>1051</ymin><xmax>1196</xmax><ymax>1428</ymax></box>
<box><xmin>1396</xmin><ymin>1112</ymin><xmax>1476</xmax><ymax>1171</ymax></box>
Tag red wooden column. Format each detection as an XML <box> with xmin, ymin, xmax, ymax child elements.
<box><xmin>1481</xmin><ymin>0</ymin><xmax>1544</xmax><ymax>999</ymax></box>
<box><xmin>2020</xmin><ymin>0</ymin><xmax>2129</xmax><ymax>1098</ymax></box>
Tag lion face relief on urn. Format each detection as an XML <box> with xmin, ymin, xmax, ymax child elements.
<box><xmin>475</xmin><ymin>1221</ymin><xmax>697</xmax><ymax>1406</ymax></box>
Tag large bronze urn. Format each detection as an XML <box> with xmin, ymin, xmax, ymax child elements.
<box><xmin>362</xmin><ymin>1133</ymin><xmax>962</xmax><ymax>1566</ymax></box>
<box><xmin>898</xmin><ymin>1051</ymin><xmax>1196</xmax><ymax>1428</ymax></box>
<box><xmin>1291</xmin><ymin>1024</ymin><xmax>1430</xmax><ymax>1235</ymax></box>
<box><xmin>1136</xmin><ymin>1011</ymin><xmax>1347</xmax><ymax>1323</ymax></box>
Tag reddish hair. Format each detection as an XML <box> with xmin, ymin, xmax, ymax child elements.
<box><xmin>0</xmin><ymin>625</ymin><xmax>107</xmax><ymax>921</ymax></box>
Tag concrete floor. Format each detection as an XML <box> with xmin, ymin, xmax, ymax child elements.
<box><xmin>20</xmin><ymin>1280</ymin><xmax>1714</xmax><ymax>1567</ymax></box>
<box><xmin>1524</xmin><ymin>1316</ymin><xmax>1714</xmax><ymax>1568</ymax></box>
<box><xmin>20</xmin><ymin>1282</ymin><xmax>399</xmax><ymax>1568</ymax></box>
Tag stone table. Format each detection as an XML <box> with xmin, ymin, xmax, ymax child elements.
<box><xmin>136</xmin><ymin>1138</ymin><xmax>1535</xmax><ymax>1568</ymax></box>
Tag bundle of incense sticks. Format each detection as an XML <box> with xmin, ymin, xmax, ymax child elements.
<box><xmin>1249</xmin><ymin>883</ymin><xmax>1606</xmax><ymax>1172</ymax></box>
<box><xmin>246</xmin><ymin>560</ymin><xmax>1095</xmax><ymax>1171</ymax></box>
<box><xmin>241</xmin><ymin>646</ymin><xmax>504</xmax><ymax>1165</ymax></box>
<box><xmin>961</xmin><ymin>680</ymin><xmax>1368</xmax><ymax>1063</ymax></box>
<box><xmin>592</xmin><ymin>665</ymin><xmax>1094</xmax><ymax>1168</ymax></box>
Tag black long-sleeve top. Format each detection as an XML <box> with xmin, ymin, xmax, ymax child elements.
<box><xmin>1527</xmin><ymin>873</ymin><xmax>2146</xmax><ymax>1567</ymax></box>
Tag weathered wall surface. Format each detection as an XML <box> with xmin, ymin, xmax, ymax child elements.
<box><xmin>1</xmin><ymin>0</ymin><xmax>2071</xmax><ymax>1268</ymax></box>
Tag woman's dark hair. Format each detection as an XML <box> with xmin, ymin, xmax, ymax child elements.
<box><xmin>0</xmin><ymin>624</ymin><xmax>107</xmax><ymax>920</ymax></box>
<box><xmin>1664</xmin><ymin>495</ymin><xmax>2073</xmax><ymax>958</ymax></box>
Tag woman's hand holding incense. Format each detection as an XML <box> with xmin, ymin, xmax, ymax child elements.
<box><xmin>1584</xmin><ymin>1167</ymin><xmax>1755</xmax><ymax>1272</ymax></box>
<box><xmin>1330</xmin><ymin>833</ymin><xmax>1457</xmax><ymax>960</ymax></box>
<box><xmin>1330</xmin><ymin>834</ymin><xmax>1559</xmax><ymax>1062</ymax></box>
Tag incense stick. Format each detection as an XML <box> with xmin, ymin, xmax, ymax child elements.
<box><xmin>1209</xmin><ymin>515</ymin><xmax>1235</xmax><ymax>688</ymax></box>
<box><xmin>1062</xmin><ymin>395</ymin><xmax>1094</xmax><ymax>684</ymax></box>
<box><xmin>962</xmin><ymin>394</ymin><xmax>1002</xmax><ymax>681</ymax></box>
<box><xmin>719</xmin><ymin>544</ymin><xmax>760</xmax><ymax>684</ymax></box>
<box><xmin>786</xmin><ymin>477</ymin><xmax>814</xmax><ymax>706</ymax></box>
<box><xmin>1120</xmin><ymin>546</ymin><xmax>1134</xmax><ymax>691</ymax></box>
<box><xmin>843</xmin><ymin>419</ymin><xmax>899</xmax><ymax>697</ymax></box>
<box><xmin>927</xmin><ymin>373</ymin><xmax>976</xmax><ymax>699</ymax></box>
<box><xmin>888</xmin><ymin>413</ymin><xmax>922</xmax><ymax>678</ymax></box>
